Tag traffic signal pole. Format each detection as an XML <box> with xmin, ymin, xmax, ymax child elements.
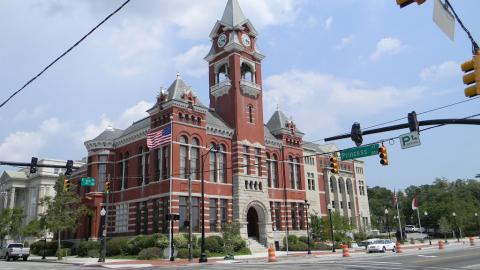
<box><xmin>325</xmin><ymin>118</ymin><xmax>480</xmax><ymax>142</ymax></box>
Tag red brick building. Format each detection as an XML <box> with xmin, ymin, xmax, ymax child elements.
<box><xmin>72</xmin><ymin>0</ymin><xmax>371</xmax><ymax>249</ymax></box>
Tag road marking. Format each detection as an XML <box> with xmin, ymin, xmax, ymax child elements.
<box><xmin>418</xmin><ymin>255</ymin><xmax>438</xmax><ymax>258</ymax></box>
<box><xmin>103</xmin><ymin>264</ymin><xmax>153</xmax><ymax>269</ymax></box>
<box><xmin>462</xmin><ymin>264</ymin><xmax>480</xmax><ymax>269</ymax></box>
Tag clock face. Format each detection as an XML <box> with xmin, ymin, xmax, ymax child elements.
<box><xmin>217</xmin><ymin>34</ymin><xmax>227</xmax><ymax>48</ymax></box>
<box><xmin>241</xmin><ymin>34</ymin><xmax>251</xmax><ymax>47</ymax></box>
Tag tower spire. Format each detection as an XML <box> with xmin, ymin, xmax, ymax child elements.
<box><xmin>220</xmin><ymin>0</ymin><xmax>247</xmax><ymax>27</ymax></box>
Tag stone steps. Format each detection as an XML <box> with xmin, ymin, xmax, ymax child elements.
<box><xmin>247</xmin><ymin>238</ymin><xmax>268</xmax><ymax>253</ymax></box>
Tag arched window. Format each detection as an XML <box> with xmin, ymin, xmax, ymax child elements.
<box><xmin>209</xmin><ymin>143</ymin><xmax>218</xmax><ymax>182</ymax></box>
<box><xmin>241</xmin><ymin>63</ymin><xmax>254</xmax><ymax>82</ymax></box>
<box><xmin>218</xmin><ymin>144</ymin><xmax>227</xmax><ymax>183</ymax></box>
<box><xmin>191</xmin><ymin>138</ymin><xmax>200</xmax><ymax>179</ymax></box>
<box><xmin>119</xmin><ymin>153</ymin><xmax>124</xmax><ymax>191</ymax></box>
<box><xmin>137</xmin><ymin>147</ymin><xmax>144</xmax><ymax>186</ymax></box>
<box><xmin>272</xmin><ymin>154</ymin><xmax>279</xmax><ymax>188</ymax></box>
<box><xmin>248</xmin><ymin>105</ymin><xmax>254</xmax><ymax>123</ymax></box>
<box><xmin>123</xmin><ymin>152</ymin><xmax>129</xmax><ymax>189</ymax></box>
<box><xmin>179</xmin><ymin>136</ymin><xmax>188</xmax><ymax>178</ymax></box>
<box><xmin>295</xmin><ymin>157</ymin><xmax>301</xmax><ymax>190</ymax></box>
<box><xmin>266</xmin><ymin>153</ymin><xmax>272</xmax><ymax>187</ymax></box>
<box><xmin>289</xmin><ymin>156</ymin><xmax>295</xmax><ymax>189</ymax></box>
<box><xmin>217</xmin><ymin>64</ymin><xmax>229</xmax><ymax>83</ymax></box>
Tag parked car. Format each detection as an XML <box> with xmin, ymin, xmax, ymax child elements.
<box><xmin>367</xmin><ymin>239</ymin><xmax>396</xmax><ymax>253</ymax></box>
<box><xmin>404</xmin><ymin>225</ymin><xmax>419</xmax><ymax>233</ymax></box>
<box><xmin>359</xmin><ymin>238</ymin><xmax>381</xmax><ymax>249</ymax></box>
<box><xmin>0</xmin><ymin>243</ymin><xmax>30</xmax><ymax>261</ymax></box>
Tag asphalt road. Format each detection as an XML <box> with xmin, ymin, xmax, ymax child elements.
<box><xmin>0</xmin><ymin>244</ymin><xmax>478</xmax><ymax>269</ymax></box>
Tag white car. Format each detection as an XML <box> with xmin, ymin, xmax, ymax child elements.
<box><xmin>405</xmin><ymin>225</ymin><xmax>419</xmax><ymax>233</ymax></box>
<box><xmin>367</xmin><ymin>239</ymin><xmax>396</xmax><ymax>253</ymax></box>
<box><xmin>0</xmin><ymin>243</ymin><xmax>30</xmax><ymax>261</ymax></box>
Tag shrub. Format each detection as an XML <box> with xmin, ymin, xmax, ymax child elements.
<box><xmin>283</xmin><ymin>235</ymin><xmax>298</xmax><ymax>247</ymax></box>
<box><xmin>127</xmin><ymin>235</ymin><xmax>149</xmax><ymax>255</ymax></box>
<box><xmin>288</xmin><ymin>241</ymin><xmax>308</xmax><ymax>251</ymax></box>
<box><xmin>78</xmin><ymin>241</ymin><xmax>100</xmax><ymax>257</ymax></box>
<box><xmin>298</xmin><ymin>236</ymin><xmax>309</xmax><ymax>244</ymax></box>
<box><xmin>56</xmin><ymin>248</ymin><xmax>70</xmax><ymax>258</ymax></box>
<box><xmin>152</xmin><ymin>234</ymin><xmax>169</xmax><ymax>249</ymax></box>
<box><xmin>204</xmin><ymin>235</ymin><xmax>224</xmax><ymax>253</ymax></box>
<box><xmin>177</xmin><ymin>248</ymin><xmax>189</xmax><ymax>259</ymax></box>
<box><xmin>232</xmin><ymin>236</ymin><xmax>246</xmax><ymax>252</ymax></box>
<box><xmin>173</xmin><ymin>234</ymin><xmax>188</xmax><ymax>249</ymax></box>
<box><xmin>107</xmin><ymin>237</ymin><xmax>129</xmax><ymax>256</ymax></box>
<box><xmin>88</xmin><ymin>249</ymin><xmax>100</xmax><ymax>258</ymax></box>
<box><xmin>192</xmin><ymin>248</ymin><xmax>202</xmax><ymax>258</ymax></box>
<box><xmin>137</xmin><ymin>247</ymin><xmax>163</xmax><ymax>260</ymax></box>
<box><xmin>235</xmin><ymin>246</ymin><xmax>251</xmax><ymax>255</ymax></box>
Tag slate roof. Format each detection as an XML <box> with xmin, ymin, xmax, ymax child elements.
<box><xmin>264</xmin><ymin>125</ymin><xmax>278</xmax><ymax>141</ymax></box>
<box><xmin>161</xmin><ymin>75</ymin><xmax>205</xmax><ymax>107</ymax></box>
<box><xmin>221</xmin><ymin>0</ymin><xmax>247</xmax><ymax>27</ymax></box>
<box><xmin>122</xmin><ymin>117</ymin><xmax>150</xmax><ymax>136</ymax></box>
<box><xmin>303</xmin><ymin>141</ymin><xmax>338</xmax><ymax>154</ymax></box>
<box><xmin>90</xmin><ymin>126</ymin><xmax>124</xmax><ymax>142</ymax></box>
<box><xmin>266</xmin><ymin>109</ymin><xmax>304</xmax><ymax>135</ymax></box>
<box><xmin>206</xmin><ymin>110</ymin><xmax>232</xmax><ymax>130</ymax></box>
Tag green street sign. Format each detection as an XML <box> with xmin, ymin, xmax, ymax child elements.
<box><xmin>81</xmin><ymin>177</ymin><xmax>95</xmax><ymax>187</ymax></box>
<box><xmin>340</xmin><ymin>144</ymin><xmax>379</xmax><ymax>161</ymax></box>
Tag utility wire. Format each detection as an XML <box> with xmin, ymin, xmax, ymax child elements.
<box><xmin>0</xmin><ymin>0</ymin><xmax>131</xmax><ymax>110</ymax></box>
<box><xmin>444</xmin><ymin>0</ymin><xmax>479</xmax><ymax>54</ymax></box>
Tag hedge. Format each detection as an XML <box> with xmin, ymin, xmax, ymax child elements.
<box><xmin>137</xmin><ymin>247</ymin><xmax>163</xmax><ymax>260</ymax></box>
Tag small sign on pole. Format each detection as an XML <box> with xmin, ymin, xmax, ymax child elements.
<box><xmin>433</xmin><ymin>0</ymin><xmax>455</xmax><ymax>41</ymax></box>
<box><xmin>399</xmin><ymin>131</ymin><xmax>421</xmax><ymax>149</ymax></box>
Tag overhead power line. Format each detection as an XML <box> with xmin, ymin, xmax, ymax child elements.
<box><xmin>0</xmin><ymin>0</ymin><xmax>131</xmax><ymax>110</ymax></box>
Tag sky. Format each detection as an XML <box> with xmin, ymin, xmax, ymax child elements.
<box><xmin>1</xmin><ymin>0</ymin><xmax>479</xmax><ymax>190</ymax></box>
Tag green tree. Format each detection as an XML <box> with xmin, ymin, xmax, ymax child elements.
<box><xmin>21</xmin><ymin>217</ymin><xmax>45</xmax><ymax>239</ymax></box>
<box><xmin>40</xmin><ymin>175</ymin><xmax>89</xmax><ymax>259</ymax></box>
<box><xmin>310</xmin><ymin>212</ymin><xmax>354</xmax><ymax>243</ymax></box>
<box><xmin>438</xmin><ymin>216</ymin><xmax>451</xmax><ymax>242</ymax></box>
<box><xmin>222</xmin><ymin>221</ymin><xmax>241</xmax><ymax>257</ymax></box>
<box><xmin>0</xmin><ymin>208</ymin><xmax>25</xmax><ymax>243</ymax></box>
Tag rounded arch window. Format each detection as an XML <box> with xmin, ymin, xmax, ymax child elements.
<box><xmin>219</xmin><ymin>144</ymin><xmax>226</xmax><ymax>152</ymax></box>
<box><xmin>217</xmin><ymin>64</ymin><xmax>229</xmax><ymax>83</ymax></box>
<box><xmin>241</xmin><ymin>62</ymin><xmax>254</xmax><ymax>82</ymax></box>
<box><xmin>179</xmin><ymin>135</ymin><xmax>188</xmax><ymax>144</ymax></box>
<box><xmin>192</xmin><ymin>137</ymin><xmax>200</xmax><ymax>146</ymax></box>
<box><xmin>248</xmin><ymin>105</ymin><xmax>254</xmax><ymax>123</ymax></box>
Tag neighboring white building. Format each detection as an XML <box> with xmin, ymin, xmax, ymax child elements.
<box><xmin>0</xmin><ymin>158</ymin><xmax>85</xmax><ymax>224</ymax></box>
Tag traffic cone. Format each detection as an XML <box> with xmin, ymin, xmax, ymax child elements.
<box><xmin>396</xmin><ymin>241</ymin><xmax>402</xmax><ymax>253</ymax></box>
<box><xmin>342</xmin><ymin>243</ymin><xmax>350</xmax><ymax>257</ymax></box>
<box><xmin>268</xmin><ymin>244</ymin><xmax>277</xmax><ymax>262</ymax></box>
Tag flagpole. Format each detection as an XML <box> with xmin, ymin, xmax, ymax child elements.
<box><xmin>416</xmin><ymin>208</ymin><xmax>423</xmax><ymax>240</ymax></box>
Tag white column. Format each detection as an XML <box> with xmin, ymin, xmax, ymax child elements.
<box><xmin>9</xmin><ymin>187</ymin><xmax>16</xmax><ymax>208</ymax></box>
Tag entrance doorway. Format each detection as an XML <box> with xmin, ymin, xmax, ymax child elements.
<box><xmin>247</xmin><ymin>207</ymin><xmax>259</xmax><ymax>239</ymax></box>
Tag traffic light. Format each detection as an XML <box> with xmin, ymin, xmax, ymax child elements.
<box><xmin>65</xmin><ymin>160</ymin><xmax>73</xmax><ymax>176</ymax></box>
<box><xmin>396</xmin><ymin>0</ymin><xmax>426</xmax><ymax>8</ymax></box>
<box><xmin>329</xmin><ymin>156</ymin><xmax>339</xmax><ymax>174</ymax></box>
<box><xmin>407</xmin><ymin>111</ymin><xmax>419</xmax><ymax>132</ymax></box>
<box><xmin>379</xmin><ymin>145</ymin><xmax>389</xmax><ymax>166</ymax></box>
<box><xmin>104</xmin><ymin>181</ymin><xmax>111</xmax><ymax>193</ymax></box>
<box><xmin>63</xmin><ymin>179</ymin><xmax>70</xmax><ymax>192</ymax></box>
<box><xmin>350</xmin><ymin>122</ymin><xmax>363</xmax><ymax>147</ymax></box>
<box><xmin>461</xmin><ymin>50</ymin><xmax>480</xmax><ymax>97</ymax></box>
<box><xmin>30</xmin><ymin>157</ymin><xmax>38</xmax><ymax>174</ymax></box>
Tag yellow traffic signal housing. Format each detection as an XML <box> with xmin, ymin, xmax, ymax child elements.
<box><xmin>329</xmin><ymin>156</ymin><xmax>339</xmax><ymax>174</ymax></box>
<box><xmin>63</xmin><ymin>179</ymin><xmax>70</xmax><ymax>192</ymax></box>
<box><xmin>379</xmin><ymin>145</ymin><xmax>389</xmax><ymax>166</ymax></box>
<box><xmin>105</xmin><ymin>181</ymin><xmax>111</xmax><ymax>193</ymax></box>
<box><xmin>396</xmin><ymin>0</ymin><xmax>426</xmax><ymax>8</ymax></box>
<box><xmin>461</xmin><ymin>51</ymin><xmax>480</xmax><ymax>97</ymax></box>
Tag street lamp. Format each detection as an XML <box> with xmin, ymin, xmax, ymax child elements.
<box><xmin>98</xmin><ymin>207</ymin><xmax>107</xmax><ymax>263</ymax></box>
<box><xmin>199</xmin><ymin>144</ymin><xmax>220</xmax><ymax>263</ymax></box>
<box><xmin>327</xmin><ymin>203</ymin><xmax>335</xmax><ymax>252</ymax></box>
<box><xmin>452</xmin><ymin>212</ymin><xmax>459</xmax><ymax>242</ymax></box>
<box><xmin>305</xmin><ymin>200</ymin><xmax>311</xmax><ymax>255</ymax></box>
<box><xmin>475</xmin><ymin>213</ymin><xmax>479</xmax><ymax>239</ymax></box>
<box><xmin>384</xmin><ymin>209</ymin><xmax>390</xmax><ymax>239</ymax></box>
<box><xmin>424</xmin><ymin>211</ymin><xmax>431</xmax><ymax>245</ymax></box>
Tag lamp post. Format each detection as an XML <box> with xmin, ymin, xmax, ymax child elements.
<box><xmin>424</xmin><ymin>211</ymin><xmax>431</xmax><ymax>245</ymax></box>
<box><xmin>327</xmin><ymin>203</ymin><xmax>335</xmax><ymax>252</ymax></box>
<box><xmin>305</xmin><ymin>200</ymin><xmax>311</xmax><ymax>255</ymax></box>
<box><xmin>384</xmin><ymin>209</ymin><xmax>390</xmax><ymax>239</ymax></box>
<box><xmin>475</xmin><ymin>213</ymin><xmax>479</xmax><ymax>238</ymax></box>
<box><xmin>98</xmin><ymin>207</ymin><xmax>107</xmax><ymax>263</ymax></box>
<box><xmin>199</xmin><ymin>144</ymin><xmax>220</xmax><ymax>263</ymax></box>
<box><xmin>452</xmin><ymin>212</ymin><xmax>459</xmax><ymax>242</ymax></box>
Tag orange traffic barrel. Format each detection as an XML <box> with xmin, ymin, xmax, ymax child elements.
<box><xmin>268</xmin><ymin>244</ymin><xmax>277</xmax><ymax>262</ymax></box>
<box><xmin>342</xmin><ymin>243</ymin><xmax>350</xmax><ymax>257</ymax></box>
<box><xmin>396</xmin><ymin>241</ymin><xmax>402</xmax><ymax>253</ymax></box>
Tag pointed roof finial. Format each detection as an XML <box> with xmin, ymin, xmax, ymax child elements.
<box><xmin>276</xmin><ymin>104</ymin><xmax>280</xmax><ymax>111</ymax></box>
<box><xmin>176</xmin><ymin>72</ymin><xmax>181</xmax><ymax>79</ymax></box>
<box><xmin>221</xmin><ymin>0</ymin><xmax>247</xmax><ymax>27</ymax></box>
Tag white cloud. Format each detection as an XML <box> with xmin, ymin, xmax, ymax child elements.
<box><xmin>117</xmin><ymin>101</ymin><xmax>154</xmax><ymax>129</ymax></box>
<box><xmin>0</xmin><ymin>131</ymin><xmax>45</xmax><ymax>161</ymax></box>
<box><xmin>40</xmin><ymin>118</ymin><xmax>62</xmax><ymax>134</ymax></box>
<box><xmin>173</xmin><ymin>45</ymin><xmax>210</xmax><ymax>78</ymax></box>
<box><xmin>419</xmin><ymin>61</ymin><xmax>459</xmax><ymax>82</ymax></box>
<box><xmin>81</xmin><ymin>114</ymin><xmax>114</xmax><ymax>142</ymax></box>
<box><xmin>14</xmin><ymin>106</ymin><xmax>46</xmax><ymax>121</ymax></box>
<box><xmin>324</xmin><ymin>16</ymin><xmax>333</xmax><ymax>31</ymax></box>
<box><xmin>370</xmin><ymin>37</ymin><xmax>405</xmax><ymax>61</ymax></box>
<box><xmin>263</xmin><ymin>69</ymin><xmax>425</xmax><ymax>137</ymax></box>
<box><xmin>336</xmin><ymin>35</ymin><xmax>354</xmax><ymax>49</ymax></box>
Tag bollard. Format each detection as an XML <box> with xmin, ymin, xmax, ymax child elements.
<box><xmin>438</xmin><ymin>240</ymin><xmax>444</xmax><ymax>250</ymax></box>
<box><xmin>342</xmin><ymin>243</ymin><xmax>350</xmax><ymax>257</ymax></box>
<box><xmin>268</xmin><ymin>244</ymin><xmax>277</xmax><ymax>262</ymax></box>
<box><xmin>469</xmin><ymin>237</ymin><xmax>475</xmax><ymax>246</ymax></box>
<box><xmin>395</xmin><ymin>241</ymin><xmax>402</xmax><ymax>253</ymax></box>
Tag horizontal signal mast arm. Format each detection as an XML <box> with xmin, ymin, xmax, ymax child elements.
<box><xmin>0</xmin><ymin>161</ymin><xmax>81</xmax><ymax>169</ymax></box>
<box><xmin>324</xmin><ymin>118</ymin><xmax>480</xmax><ymax>142</ymax></box>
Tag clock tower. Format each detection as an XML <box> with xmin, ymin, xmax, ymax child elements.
<box><xmin>205</xmin><ymin>0</ymin><xmax>272</xmax><ymax>246</ymax></box>
<box><xmin>205</xmin><ymin>0</ymin><xmax>265</xmax><ymax>143</ymax></box>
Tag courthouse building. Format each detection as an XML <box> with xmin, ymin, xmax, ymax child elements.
<box><xmin>72</xmin><ymin>0</ymin><xmax>371</xmax><ymax>249</ymax></box>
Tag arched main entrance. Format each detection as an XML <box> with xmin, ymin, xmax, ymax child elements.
<box><xmin>247</xmin><ymin>207</ymin><xmax>259</xmax><ymax>239</ymax></box>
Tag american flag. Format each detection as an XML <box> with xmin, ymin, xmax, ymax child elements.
<box><xmin>147</xmin><ymin>124</ymin><xmax>172</xmax><ymax>149</ymax></box>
